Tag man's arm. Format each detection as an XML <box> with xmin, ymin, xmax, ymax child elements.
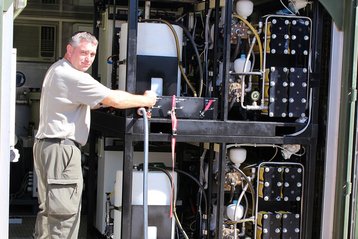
<box><xmin>101</xmin><ymin>90</ymin><xmax>157</xmax><ymax>109</ymax></box>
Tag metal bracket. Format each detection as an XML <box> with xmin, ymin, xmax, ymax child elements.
<box><xmin>349</xmin><ymin>88</ymin><xmax>357</xmax><ymax>103</ymax></box>
<box><xmin>343</xmin><ymin>181</ymin><xmax>352</xmax><ymax>196</ymax></box>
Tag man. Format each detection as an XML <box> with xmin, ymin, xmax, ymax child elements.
<box><xmin>33</xmin><ymin>31</ymin><xmax>156</xmax><ymax>238</ymax></box>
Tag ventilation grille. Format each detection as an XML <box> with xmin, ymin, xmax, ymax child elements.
<box><xmin>14</xmin><ymin>25</ymin><xmax>56</xmax><ymax>62</ymax></box>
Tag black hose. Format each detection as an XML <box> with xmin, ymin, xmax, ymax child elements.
<box><xmin>168</xmin><ymin>21</ymin><xmax>205</xmax><ymax>97</ymax></box>
<box><xmin>148</xmin><ymin>166</ymin><xmax>208</xmax><ymax>238</ymax></box>
<box><xmin>166</xmin><ymin>167</ymin><xmax>208</xmax><ymax>217</ymax></box>
<box><xmin>140</xmin><ymin>18</ymin><xmax>202</xmax><ymax>97</ymax></box>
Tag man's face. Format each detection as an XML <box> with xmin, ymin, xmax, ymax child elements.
<box><xmin>67</xmin><ymin>40</ymin><xmax>97</xmax><ymax>72</ymax></box>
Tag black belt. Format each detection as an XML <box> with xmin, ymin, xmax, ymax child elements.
<box><xmin>38</xmin><ymin>138</ymin><xmax>80</xmax><ymax>148</ymax></box>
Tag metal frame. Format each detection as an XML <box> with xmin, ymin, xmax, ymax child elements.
<box><xmin>87</xmin><ymin>0</ymin><xmax>323</xmax><ymax>238</ymax></box>
<box><xmin>90</xmin><ymin>111</ymin><xmax>318</xmax><ymax>238</ymax></box>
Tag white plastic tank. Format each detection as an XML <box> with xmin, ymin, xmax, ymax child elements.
<box><xmin>118</xmin><ymin>22</ymin><xmax>183</xmax><ymax>95</ymax></box>
<box><xmin>234</xmin><ymin>54</ymin><xmax>251</xmax><ymax>74</ymax></box>
<box><xmin>236</xmin><ymin>0</ymin><xmax>254</xmax><ymax>19</ymax></box>
<box><xmin>113</xmin><ymin>169</ymin><xmax>177</xmax><ymax>239</ymax></box>
<box><xmin>226</xmin><ymin>200</ymin><xmax>245</xmax><ymax>221</ymax></box>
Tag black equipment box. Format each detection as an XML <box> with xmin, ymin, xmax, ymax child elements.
<box><xmin>151</xmin><ymin>96</ymin><xmax>218</xmax><ymax>120</ymax></box>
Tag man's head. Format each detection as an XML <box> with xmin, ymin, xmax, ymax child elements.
<box><xmin>65</xmin><ymin>31</ymin><xmax>98</xmax><ymax>72</ymax></box>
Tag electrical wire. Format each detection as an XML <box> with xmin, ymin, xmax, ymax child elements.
<box><xmin>111</xmin><ymin>1</ymin><xmax>118</xmax><ymax>89</ymax></box>
<box><xmin>175</xmin><ymin>13</ymin><xmax>188</xmax><ymax>23</ymax></box>
<box><xmin>225</xmin><ymin>172</ymin><xmax>252</xmax><ymax>234</ymax></box>
<box><xmin>231</xmin><ymin>165</ymin><xmax>256</xmax><ymax>220</ymax></box>
<box><xmin>166</xmin><ymin>167</ymin><xmax>208</xmax><ymax>217</ymax></box>
<box><xmin>240</xmin><ymin>35</ymin><xmax>257</xmax><ymax>107</ymax></box>
<box><xmin>243</xmin><ymin>146</ymin><xmax>279</xmax><ymax>169</ymax></box>
<box><xmin>158</xmin><ymin>166</ymin><xmax>208</xmax><ymax>238</ymax></box>
<box><xmin>192</xmin><ymin>12</ymin><xmax>198</xmax><ymax>41</ymax></box>
<box><xmin>286</xmin><ymin>89</ymin><xmax>313</xmax><ymax>136</ymax></box>
<box><xmin>204</xmin><ymin>9</ymin><xmax>212</xmax><ymax>96</ymax></box>
<box><xmin>166</xmin><ymin>166</ymin><xmax>208</xmax><ymax>238</ymax></box>
<box><xmin>199</xmin><ymin>149</ymin><xmax>208</xmax><ymax>188</ymax></box>
<box><xmin>245</xmin><ymin>36</ymin><xmax>257</xmax><ymax>93</ymax></box>
<box><xmin>199</xmin><ymin>11</ymin><xmax>205</xmax><ymax>36</ymax></box>
<box><xmin>197</xmin><ymin>190</ymin><xmax>203</xmax><ymax>237</ymax></box>
<box><xmin>233</xmin><ymin>183</ymin><xmax>249</xmax><ymax>223</ymax></box>
<box><xmin>229</xmin><ymin>183</ymin><xmax>235</xmax><ymax>203</ymax></box>
<box><xmin>148</xmin><ymin>166</ymin><xmax>190</xmax><ymax>239</ymax></box>
<box><xmin>231</xmin><ymin>37</ymin><xmax>241</xmax><ymax>61</ymax></box>
<box><xmin>243</xmin><ymin>192</ymin><xmax>249</xmax><ymax>219</ymax></box>
<box><xmin>189</xmin><ymin>219</ymin><xmax>197</xmax><ymax>231</ymax></box>
<box><xmin>280</xmin><ymin>0</ymin><xmax>295</xmax><ymax>15</ymax></box>
<box><xmin>10</xmin><ymin>172</ymin><xmax>31</xmax><ymax>201</ymax></box>
<box><xmin>171</xmin><ymin>20</ymin><xmax>205</xmax><ymax>97</ymax></box>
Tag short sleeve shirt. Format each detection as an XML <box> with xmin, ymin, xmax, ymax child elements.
<box><xmin>35</xmin><ymin>59</ymin><xmax>111</xmax><ymax>146</ymax></box>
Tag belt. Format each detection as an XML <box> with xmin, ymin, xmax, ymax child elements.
<box><xmin>38</xmin><ymin>138</ymin><xmax>80</xmax><ymax>148</ymax></box>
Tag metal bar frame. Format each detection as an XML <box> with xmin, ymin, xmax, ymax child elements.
<box><xmin>88</xmin><ymin>1</ymin><xmax>322</xmax><ymax>238</ymax></box>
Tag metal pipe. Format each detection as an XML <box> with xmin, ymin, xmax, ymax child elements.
<box><xmin>138</xmin><ymin>108</ymin><xmax>149</xmax><ymax>239</ymax></box>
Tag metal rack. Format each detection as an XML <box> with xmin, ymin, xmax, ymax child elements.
<box><xmin>87</xmin><ymin>0</ymin><xmax>324</xmax><ymax>238</ymax></box>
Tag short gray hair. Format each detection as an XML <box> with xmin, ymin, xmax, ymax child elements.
<box><xmin>68</xmin><ymin>31</ymin><xmax>98</xmax><ymax>47</ymax></box>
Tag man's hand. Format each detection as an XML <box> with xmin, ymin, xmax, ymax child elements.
<box><xmin>144</xmin><ymin>90</ymin><xmax>157</xmax><ymax>108</ymax></box>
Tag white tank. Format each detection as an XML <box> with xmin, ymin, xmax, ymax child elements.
<box><xmin>226</xmin><ymin>200</ymin><xmax>245</xmax><ymax>221</ymax></box>
<box><xmin>113</xmin><ymin>169</ymin><xmax>177</xmax><ymax>239</ymax></box>
<box><xmin>234</xmin><ymin>54</ymin><xmax>251</xmax><ymax>74</ymax></box>
<box><xmin>118</xmin><ymin>22</ymin><xmax>183</xmax><ymax>94</ymax></box>
<box><xmin>236</xmin><ymin>0</ymin><xmax>254</xmax><ymax>19</ymax></box>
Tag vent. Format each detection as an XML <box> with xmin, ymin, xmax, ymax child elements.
<box><xmin>14</xmin><ymin>24</ymin><xmax>56</xmax><ymax>62</ymax></box>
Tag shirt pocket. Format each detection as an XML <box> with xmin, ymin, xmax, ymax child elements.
<box><xmin>47</xmin><ymin>178</ymin><xmax>82</xmax><ymax>216</ymax></box>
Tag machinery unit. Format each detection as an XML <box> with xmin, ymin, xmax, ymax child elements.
<box><xmin>89</xmin><ymin>0</ymin><xmax>327</xmax><ymax>238</ymax></box>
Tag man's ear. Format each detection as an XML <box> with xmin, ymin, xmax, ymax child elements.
<box><xmin>66</xmin><ymin>44</ymin><xmax>73</xmax><ymax>57</ymax></box>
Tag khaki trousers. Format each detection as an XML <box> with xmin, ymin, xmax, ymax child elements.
<box><xmin>33</xmin><ymin>139</ymin><xmax>83</xmax><ymax>239</ymax></box>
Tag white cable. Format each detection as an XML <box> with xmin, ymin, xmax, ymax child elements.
<box><xmin>242</xmin><ymin>147</ymin><xmax>278</xmax><ymax>169</ymax></box>
<box><xmin>199</xmin><ymin>149</ymin><xmax>208</xmax><ymax>188</ymax></box>
<box><xmin>280</xmin><ymin>0</ymin><xmax>295</xmax><ymax>15</ymax></box>
<box><xmin>286</xmin><ymin>88</ymin><xmax>313</xmax><ymax>136</ymax></box>
<box><xmin>234</xmin><ymin>183</ymin><xmax>249</xmax><ymax>222</ymax></box>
